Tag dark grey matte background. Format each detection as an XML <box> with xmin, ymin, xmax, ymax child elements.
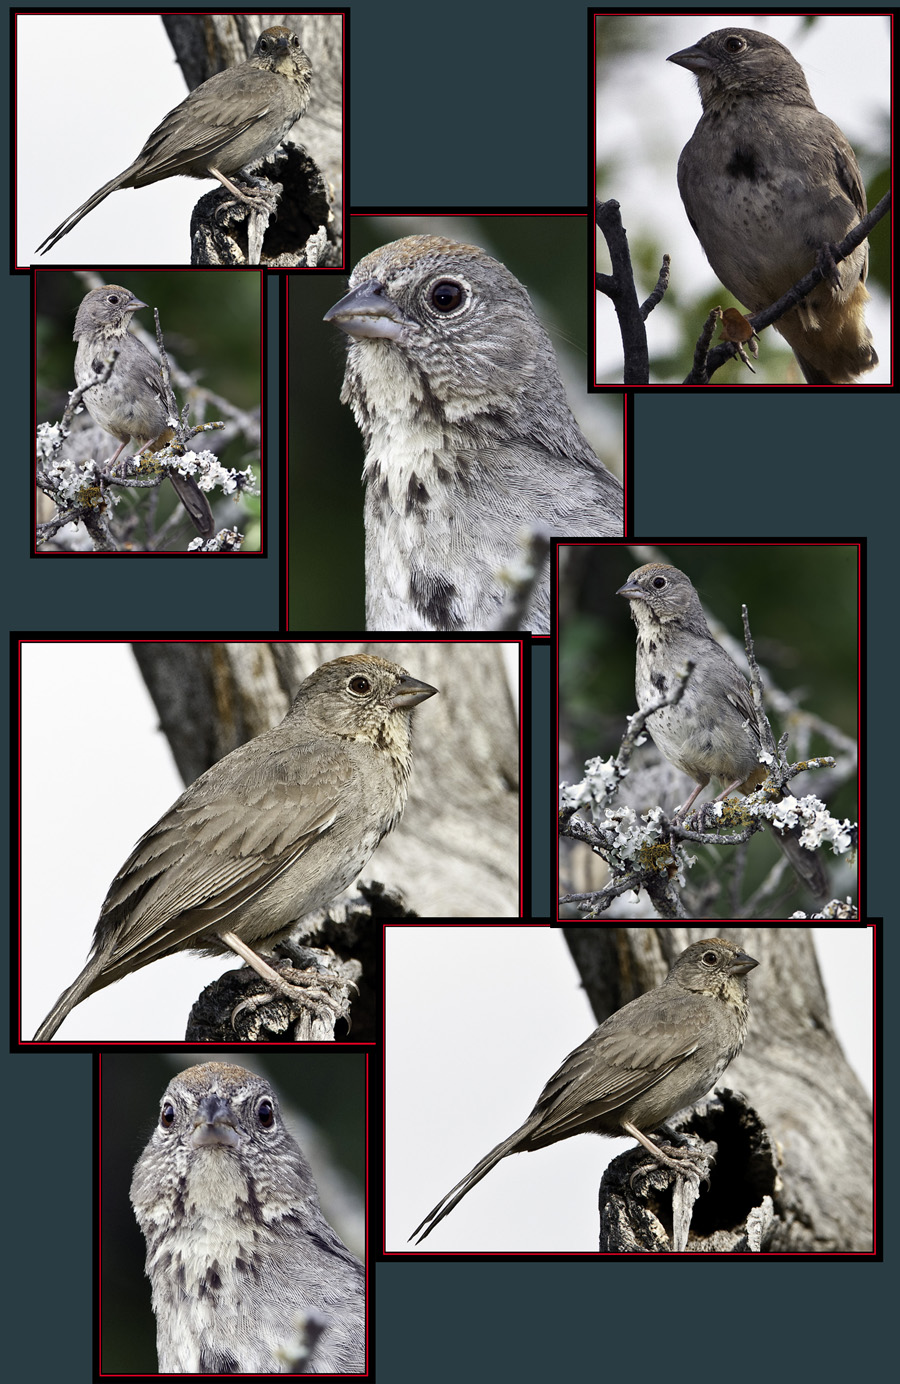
<box><xmin>5</xmin><ymin>5</ymin><xmax>885</xmax><ymax>1381</ymax></box>
<box><xmin>533</xmin><ymin>644</ymin><xmax>552</xmax><ymax>914</ymax></box>
<box><xmin>635</xmin><ymin>394</ymin><xmax>892</xmax><ymax>535</ymax></box>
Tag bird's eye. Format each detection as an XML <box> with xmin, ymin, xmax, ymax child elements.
<box><xmin>257</xmin><ymin>1099</ymin><xmax>275</xmax><ymax>1129</ymax></box>
<box><xmin>702</xmin><ymin>950</ymin><xmax>718</xmax><ymax>965</ymax></box>
<box><xmin>430</xmin><ymin>279</ymin><xmax>465</xmax><ymax>313</ymax></box>
<box><xmin>651</xmin><ymin>576</ymin><xmax>667</xmax><ymax>590</ymax></box>
<box><xmin>348</xmin><ymin>676</ymin><xmax>372</xmax><ymax>695</ymax></box>
<box><xmin>160</xmin><ymin>1102</ymin><xmax>175</xmax><ymax>1128</ymax></box>
<box><xmin>723</xmin><ymin>35</ymin><xmax>746</xmax><ymax>54</ymax></box>
<box><xmin>107</xmin><ymin>294</ymin><xmax>122</xmax><ymax>304</ymax></box>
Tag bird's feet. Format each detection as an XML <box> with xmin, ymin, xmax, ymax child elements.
<box><xmin>215</xmin><ymin>175</ymin><xmax>282</xmax><ymax>220</ymax></box>
<box><xmin>227</xmin><ymin>946</ymin><xmax>360</xmax><ymax>1041</ymax></box>
<box><xmin>626</xmin><ymin>1128</ymin><xmax>716</xmax><ymax>1190</ymax></box>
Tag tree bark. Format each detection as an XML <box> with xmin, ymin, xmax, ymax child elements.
<box><xmin>161</xmin><ymin>13</ymin><xmax>342</xmax><ymax>264</ymax></box>
<box><xmin>564</xmin><ymin>926</ymin><xmax>873</xmax><ymax>1252</ymax></box>
<box><xmin>131</xmin><ymin>641</ymin><xmax>519</xmax><ymax>920</ymax></box>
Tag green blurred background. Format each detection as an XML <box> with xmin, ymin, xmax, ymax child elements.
<box><xmin>37</xmin><ymin>271</ymin><xmax>262</xmax><ymax>546</ymax></box>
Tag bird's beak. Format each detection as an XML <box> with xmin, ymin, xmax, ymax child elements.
<box><xmin>667</xmin><ymin>45</ymin><xmax>713</xmax><ymax>73</ymax></box>
<box><xmin>389</xmin><ymin>675</ymin><xmax>438</xmax><ymax>710</ymax></box>
<box><xmin>616</xmin><ymin>578</ymin><xmax>642</xmax><ymax>600</ymax></box>
<box><xmin>323</xmin><ymin>280</ymin><xmax>411</xmax><ymax>341</ymax></box>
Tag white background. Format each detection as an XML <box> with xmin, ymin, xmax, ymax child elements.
<box><xmin>19</xmin><ymin>16</ymin><xmax>204</xmax><ymax>265</ymax></box>
<box><xmin>22</xmin><ymin>644</ymin><xmax>219</xmax><ymax>1040</ymax></box>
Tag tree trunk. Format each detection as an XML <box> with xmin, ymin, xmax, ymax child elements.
<box><xmin>161</xmin><ymin>13</ymin><xmax>342</xmax><ymax>264</ymax></box>
<box><xmin>132</xmin><ymin>641</ymin><xmax>519</xmax><ymax>919</ymax></box>
<box><xmin>564</xmin><ymin>926</ymin><xmax>873</xmax><ymax>1252</ymax></box>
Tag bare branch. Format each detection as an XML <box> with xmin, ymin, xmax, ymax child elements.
<box><xmin>685</xmin><ymin>192</ymin><xmax>890</xmax><ymax>383</ymax></box>
<box><xmin>595</xmin><ymin>199</ymin><xmax>654</xmax><ymax>384</ymax></box>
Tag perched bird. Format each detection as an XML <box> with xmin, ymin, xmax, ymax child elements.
<box><xmin>325</xmin><ymin>235</ymin><xmax>623</xmax><ymax>633</ymax></box>
<box><xmin>617</xmin><ymin>562</ymin><xmax>830</xmax><ymax>903</ymax></box>
<box><xmin>669</xmin><ymin>28</ymin><xmax>878</xmax><ymax>384</ymax></box>
<box><xmin>412</xmin><ymin>938</ymin><xmax>757</xmax><ymax>1244</ymax></box>
<box><xmin>32</xmin><ymin>655</ymin><xmax>437</xmax><ymax>1040</ymax></box>
<box><xmin>38</xmin><ymin>27</ymin><xmax>312</xmax><ymax>256</ymax></box>
<box><xmin>130</xmin><ymin>1063</ymin><xmax>364</xmax><ymax>1372</ymax></box>
<box><xmin>72</xmin><ymin>284</ymin><xmax>214</xmax><ymax>537</ymax></box>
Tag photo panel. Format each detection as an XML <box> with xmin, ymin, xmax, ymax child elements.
<box><xmin>35</xmin><ymin>268</ymin><xmax>263</xmax><ymax>552</ymax></box>
<box><xmin>558</xmin><ymin>540</ymin><xmax>860</xmax><ymax>919</ymax></box>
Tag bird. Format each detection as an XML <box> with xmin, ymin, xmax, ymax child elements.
<box><xmin>669</xmin><ymin>27</ymin><xmax>878</xmax><ymax>384</ymax></box>
<box><xmin>411</xmin><ymin>938</ymin><xmax>757</xmax><ymax>1244</ymax></box>
<box><xmin>130</xmin><ymin>1062</ymin><xmax>364</xmax><ymax>1372</ymax></box>
<box><xmin>617</xmin><ymin>562</ymin><xmax>830</xmax><ymax>903</ymax></box>
<box><xmin>37</xmin><ymin>27</ymin><xmax>312</xmax><ymax>256</ymax></box>
<box><xmin>324</xmin><ymin>234</ymin><xmax>623</xmax><ymax>633</ymax></box>
<box><xmin>72</xmin><ymin>284</ymin><xmax>214</xmax><ymax>537</ymax></box>
<box><xmin>32</xmin><ymin>655</ymin><xmax>437</xmax><ymax>1040</ymax></box>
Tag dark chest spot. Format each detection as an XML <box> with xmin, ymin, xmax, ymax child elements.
<box><xmin>726</xmin><ymin>145</ymin><xmax>760</xmax><ymax>181</ymax></box>
<box><xmin>411</xmin><ymin>570</ymin><xmax>461</xmax><ymax>629</ymax></box>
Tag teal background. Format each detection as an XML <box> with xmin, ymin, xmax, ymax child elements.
<box><xmin>4</xmin><ymin>5</ymin><xmax>886</xmax><ymax>1383</ymax></box>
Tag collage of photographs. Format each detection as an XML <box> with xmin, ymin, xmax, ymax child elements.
<box><xmin>9</xmin><ymin>7</ymin><xmax>882</xmax><ymax>1380</ymax></box>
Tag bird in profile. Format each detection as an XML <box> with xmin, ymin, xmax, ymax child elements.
<box><xmin>38</xmin><ymin>27</ymin><xmax>313</xmax><ymax>255</ymax></box>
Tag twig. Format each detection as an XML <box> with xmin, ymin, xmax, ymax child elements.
<box><xmin>685</xmin><ymin>192</ymin><xmax>890</xmax><ymax>383</ymax></box>
<box><xmin>640</xmin><ymin>254</ymin><xmax>671</xmax><ymax>317</ymax></box>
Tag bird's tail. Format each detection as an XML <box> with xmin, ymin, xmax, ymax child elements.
<box><xmin>410</xmin><ymin>1122</ymin><xmax>534</xmax><ymax>1245</ymax></box>
<box><xmin>32</xmin><ymin>950</ymin><xmax>111</xmax><ymax>1041</ymax></box>
<box><xmin>168</xmin><ymin>471</ymin><xmax>214</xmax><ymax>537</ymax></box>
<box><xmin>771</xmin><ymin>815</ymin><xmax>830</xmax><ymax>905</ymax></box>
<box><xmin>36</xmin><ymin>172</ymin><xmax>130</xmax><ymax>256</ymax></box>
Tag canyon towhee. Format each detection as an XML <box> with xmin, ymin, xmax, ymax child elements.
<box><xmin>72</xmin><ymin>284</ymin><xmax>214</xmax><ymax>537</ymax></box>
<box><xmin>38</xmin><ymin>27</ymin><xmax>312</xmax><ymax>256</ymax></box>
<box><xmin>412</xmin><ymin>937</ymin><xmax>757</xmax><ymax>1243</ymax></box>
<box><xmin>669</xmin><ymin>28</ymin><xmax>878</xmax><ymax>384</ymax></box>
<box><xmin>131</xmin><ymin>1062</ymin><xmax>364</xmax><ymax>1372</ymax></box>
<box><xmin>324</xmin><ymin>235</ymin><xmax>623</xmax><ymax>634</ymax></box>
<box><xmin>617</xmin><ymin>562</ymin><xmax>829</xmax><ymax>903</ymax></box>
<box><xmin>33</xmin><ymin>655</ymin><xmax>437</xmax><ymax>1040</ymax></box>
